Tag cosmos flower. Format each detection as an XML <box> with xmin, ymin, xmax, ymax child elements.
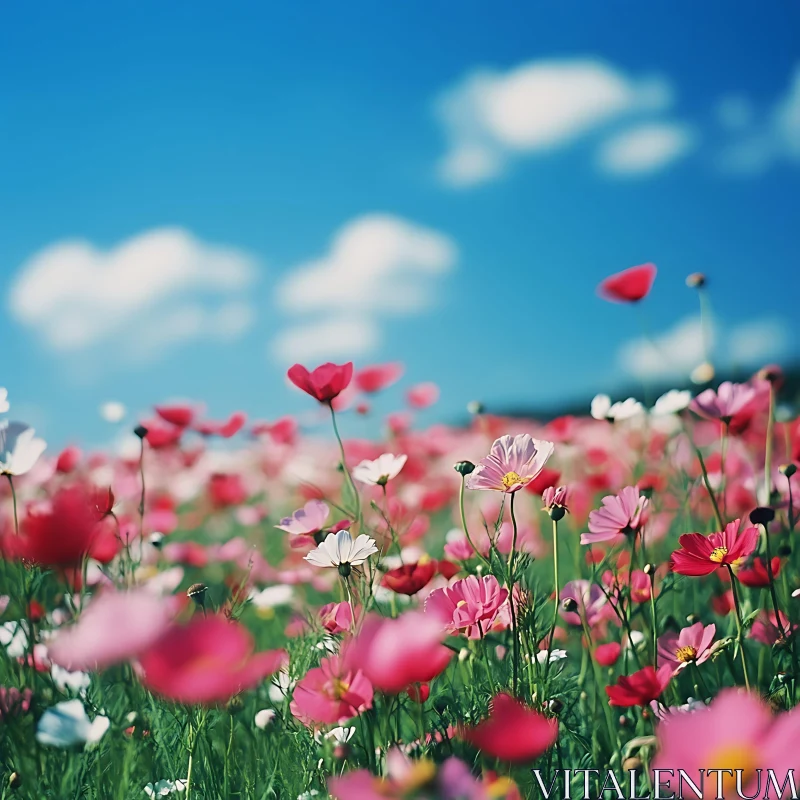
<box><xmin>354</xmin><ymin>362</ymin><xmax>404</xmax><ymax>394</ymax></box>
<box><xmin>36</xmin><ymin>700</ymin><xmax>110</xmax><ymax>748</ymax></box>
<box><xmin>559</xmin><ymin>580</ymin><xmax>608</xmax><ymax>627</ymax></box>
<box><xmin>606</xmin><ymin>665</ymin><xmax>672</xmax><ymax>707</ymax></box>
<box><xmin>690</xmin><ymin>381</ymin><xmax>757</xmax><ymax>422</ymax></box>
<box><xmin>459</xmin><ymin>693</ymin><xmax>558</xmax><ymax>763</ymax></box>
<box><xmin>466</xmin><ymin>434</ymin><xmax>554</xmax><ymax>493</ymax></box>
<box><xmin>144</xmin><ymin>779</ymin><xmax>187</xmax><ymax>798</ymax></box>
<box><xmin>276</xmin><ymin>500</ymin><xmax>330</xmax><ymax>536</ymax></box>
<box><xmin>0</xmin><ymin>421</ymin><xmax>46</xmax><ymax>476</ymax></box>
<box><xmin>304</xmin><ymin>531</ymin><xmax>378</xmax><ymax>573</ymax></box>
<box><xmin>352</xmin><ymin>453</ymin><xmax>407</xmax><ymax>486</ymax></box>
<box><xmin>657</xmin><ymin>622</ymin><xmax>720</xmax><ymax>675</ymax></box>
<box><xmin>652</xmin><ymin>389</ymin><xmax>693</xmax><ymax>415</ymax></box>
<box><xmin>406</xmin><ymin>382</ymin><xmax>439</xmax><ymax>409</ymax></box>
<box><xmin>590</xmin><ymin>395</ymin><xmax>645</xmax><ymax>422</ymax></box>
<box><xmin>381</xmin><ymin>558</ymin><xmax>437</xmax><ymax>595</ymax></box>
<box><xmin>0</xmin><ymin>388</ymin><xmax>8</xmax><ymax>414</ymax></box>
<box><xmin>425</xmin><ymin>575</ymin><xmax>508</xmax><ymax>639</ymax></box>
<box><xmin>581</xmin><ymin>486</ymin><xmax>649</xmax><ymax>545</ymax></box>
<box><xmin>287</xmin><ymin>362</ymin><xmax>353</xmax><ymax>404</ymax></box>
<box><xmin>597</xmin><ymin>262</ymin><xmax>657</xmax><ymax>303</ymax></box>
<box><xmin>670</xmin><ymin>519</ymin><xmax>759</xmax><ymax>576</ymax></box>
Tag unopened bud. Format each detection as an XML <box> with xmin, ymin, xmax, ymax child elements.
<box><xmin>133</xmin><ymin>424</ymin><xmax>149</xmax><ymax>440</ymax></box>
<box><xmin>8</xmin><ymin>772</ymin><xmax>21</xmax><ymax>789</ymax></box>
<box><xmin>686</xmin><ymin>272</ymin><xmax>706</xmax><ymax>288</ymax></box>
<box><xmin>691</xmin><ymin>362</ymin><xmax>715</xmax><ymax>385</ymax></box>
<box><xmin>547</xmin><ymin>698</ymin><xmax>563</xmax><ymax>715</ymax></box>
<box><xmin>780</xmin><ymin>464</ymin><xmax>797</xmax><ymax>479</ymax></box>
<box><xmin>148</xmin><ymin>532</ymin><xmax>165</xmax><ymax>549</ymax></box>
<box><xmin>467</xmin><ymin>401</ymin><xmax>484</xmax><ymax>415</ymax></box>
<box><xmin>750</xmin><ymin>507</ymin><xmax>775</xmax><ymax>526</ymax></box>
<box><xmin>337</xmin><ymin>563</ymin><xmax>352</xmax><ymax>579</ymax></box>
<box><xmin>549</xmin><ymin>506</ymin><xmax>566</xmax><ymax>522</ymax></box>
<box><xmin>643</xmin><ymin>563</ymin><xmax>656</xmax><ymax>577</ymax></box>
<box><xmin>454</xmin><ymin>461</ymin><xmax>475</xmax><ymax>476</ymax></box>
<box><xmin>226</xmin><ymin>696</ymin><xmax>244</xmax><ymax>715</ymax></box>
<box><xmin>187</xmin><ymin>583</ymin><xmax>208</xmax><ymax>607</ymax></box>
<box><xmin>458</xmin><ymin>648</ymin><xmax>470</xmax><ymax>663</ymax></box>
<box><xmin>686</xmin><ymin>613</ymin><xmax>699</xmax><ymax>625</ymax></box>
<box><xmin>619</xmin><ymin>715</ymin><xmax>628</xmax><ymax>727</ymax></box>
<box><xmin>562</xmin><ymin>598</ymin><xmax>578</xmax><ymax>613</ymax></box>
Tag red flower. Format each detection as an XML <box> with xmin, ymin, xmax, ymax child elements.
<box><xmin>288</xmin><ymin>362</ymin><xmax>353</xmax><ymax>404</ymax></box>
<box><xmin>406</xmin><ymin>683</ymin><xmax>430</xmax><ymax>703</ymax></box>
<box><xmin>594</xmin><ymin>642</ymin><xmax>622</xmax><ymax>667</ymax></box>
<box><xmin>598</xmin><ymin>263</ymin><xmax>657</xmax><ymax>303</ymax></box>
<box><xmin>381</xmin><ymin>559</ymin><xmax>437</xmax><ymax>595</ymax></box>
<box><xmin>606</xmin><ymin>665</ymin><xmax>672</xmax><ymax>707</ymax></box>
<box><xmin>194</xmin><ymin>411</ymin><xmax>247</xmax><ymax>438</ymax></box>
<box><xmin>525</xmin><ymin>468</ymin><xmax>561</xmax><ymax>496</ymax></box>
<box><xmin>155</xmin><ymin>404</ymin><xmax>195</xmax><ymax>428</ymax></box>
<box><xmin>208</xmin><ymin>473</ymin><xmax>249</xmax><ymax>508</ymax></box>
<box><xmin>138</xmin><ymin>615</ymin><xmax>287</xmax><ymax>705</ymax></box>
<box><xmin>354</xmin><ymin>362</ymin><xmax>404</xmax><ymax>394</ymax></box>
<box><xmin>737</xmin><ymin>556</ymin><xmax>781</xmax><ymax>588</ymax></box>
<box><xmin>460</xmin><ymin>693</ymin><xmax>558</xmax><ymax>763</ymax></box>
<box><xmin>12</xmin><ymin>485</ymin><xmax>120</xmax><ymax>568</ymax></box>
<box><xmin>56</xmin><ymin>445</ymin><xmax>82</xmax><ymax>474</ymax></box>
<box><xmin>670</xmin><ymin>519</ymin><xmax>759</xmax><ymax>577</ymax></box>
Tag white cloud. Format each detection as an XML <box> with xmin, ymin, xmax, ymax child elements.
<box><xmin>276</xmin><ymin>214</ymin><xmax>456</xmax><ymax>314</ymax></box>
<box><xmin>597</xmin><ymin>122</ymin><xmax>696</xmax><ymax>176</ymax></box>
<box><xmin>9</xmin><ymin>228</ymin><xmax>257</xmax><ymax>360</ymax></box>
<box><xmin>435</xmin><ymin>58</ymin><xmax>674</xmax><ymax>186</ymax></box>
<box><xmin>270</xmin><ymin>316</ymin><xmax>378</xmax><ymax>364</ymax></box>
<box><xmin>618</xmin><ymin>315</ymin><xmax>788</xmax><ymax>380</ymax></box>
<box><xmin>270</xmin><ymin>214</ymin><xmax>457</xmax><ymax>365</ymax></box>
<box><xmin>718</xmin><ymin>64</ymin><xmax>800</xmax><ymax>174</ymax></box>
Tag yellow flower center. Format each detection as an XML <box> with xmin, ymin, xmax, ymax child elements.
<box><xmin>488</xmin><ymin>777</ymin><xmax>519</xmax><ymax>797</ymax></box>
<box><xmin>675</xmin><ymin>645</ymin><xmax>698</xmax><ymax>663</ymax></box>
<box><xmin>502</xmin><ymin>471</ymin><xmax>523</xmax><ymax>489</ymax></box>
<box><xmin>705</xmin><ymin>745</ymin><xmax>758</xmax><ymax>795</ymax></box>
<box><xmin>331</xmin><ymin>678</ymin><xmax>350</xmax><ymax>699</ymax></box>
<box><xmin>398</xmin><ymin>759</ymin><xmax>437</xmax><ymax>791</ymax></box>
<box><xmin>456</xmin><ymin>600</ymin><xmax>467</xmax><ymax>608</ymax></box>
<box><xmin>709</xmin><ymin>546</ymin><xmax>729</xmax><ymax>563</ymax></box>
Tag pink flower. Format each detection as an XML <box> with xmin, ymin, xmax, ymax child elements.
<box><xmin>670</xmin><ymin>519</ymin><xmax>759</xmax><ymax>577</ymax></box>
<box><xmin>690</xmin><ymin>381</ymin><xmax>757</xmax><ymax>422</ymax></box>
<box><xmin>138</xmin><ymin>615</ymin><xmax>287</xmax><ymax>705</ymax></box>
<box><xmin>354</xmin><ymin>363</ymin><xmax>404</xmax><ymax>394</ymax></box>
<box><xmin>597</xmin><ymin>263</ymin><xmax>657</xmax><ymax>303</ymax></box>
<box><xmin>466</xmin><ymin>434</ymin><xmax>555</xmax><ymax>494</ymax></box>
<box><xmin>542</xmin><ymin>485</ymin><xmax>570</xmax><ymax>512</ymax></box>
<box><xmin>406</xmin><ymin>382</ymin><xmax>439</xmax><ymax>409</ymax></box>
<box><xmin>0</xmin><ymin>687</ymin><xmax>32</xmax><ymax>720</ymax></box>
<box><xmin>290</xmin><ymin>655</ymin><xmax>373</xmax><ymax>727</ymax></box>
<box><xmin>581</xmin><ymin>486</ymin><xmax>649</xmax><ymax>545</ymax></box>
<box><xmin>652</xmin><ymin>689</ymin><xmax>800</xmax><ymax>799</ymax></box>
<box><xmin>750</xmin><ymin>610</ymin><xmax>795</xmax><ymax>645</ymax></box>
<box><xmin>657</xmin><ymin>622</ymin><xmax>719</xmax><ymax>675</ymax></box>
<box><xmin>559</xmin><ymin>580</ymin><xmax>608</xmax><ymax>627</ymax></box>
<box><xmin>343</xmin><ymin>611</ymin><xmax>453</xmax><ymax>693</ymax></box>
<box><xmin>425</xmin><ymin>575</ymin><xmax>508</xmax><ymax>639</ymax></box>
<box><xmin>319</xmin><ymin>601</ymin><xmax>353</xmax><ymax>634</ymax></box>
<box><xmin>48</xmin><ymin>589</ymin><xmax>177</xmax><ymax>672</ymax></box>
<box><xmin>276</xmin><ymin>500</ymin><xmax>330</xmax><ymax>536</ymax></box>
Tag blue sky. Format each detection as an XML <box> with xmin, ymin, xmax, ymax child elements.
<box><xmin>2</xmin><ymin>1</ymin><xmax>799</xmax><ymax>448</ymax></box>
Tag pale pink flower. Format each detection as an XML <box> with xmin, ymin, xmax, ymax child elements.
<box><xmin>275</xmin><ymin>500</ymin><xmax>329</xmax><ymax>536</ymax></box>
<box><xmin>581</xmin><ymin>486</ymin><xmax>649</xmax><ymax>545</ymax></box>
<box><xmin>466</xmin><ymin>434</ymin><xmax>555</xmax><ymax>494</ymax></box>
<box><xmin>559</xmin><ymin>580</ymin><xmax>608</xmax><ymax>627</ymax></box>
<box><xmin>657</xmin><ymin>622</ymin><xmax>719</xmax><ymax>675</ymax></box>
<box><xmin>425</xmin><ymin>575</ymin><xmax>508</xmax><ymax>639</ymax></box>
<box><xmin>690</xmin><ymin>381</ymin><xmax>757</xmax><ymax>421</ymax></box>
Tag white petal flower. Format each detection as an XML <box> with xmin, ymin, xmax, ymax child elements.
<box><xmin>590</xmin><ymin>394</ymin><xmax>612</xmax><ymax>420</ymax></box>
<box><xmin>254</xmin><ymin>708</ymin><xmax>276</xmax><ymax>729</ymax></box>
<box><xmin>51</xmin><ymin>664</ymin><xmax>91</xmax><ymax>695</ymax></box>
<box><xmin>249</xmin><ymin>585</ymin><xmax>294</xmax><ymax>610</ymax></box>
<box><xmin>535</xmin><ymin>648</ymin><xmax>568</xmax><ymax>664</ymax></box>
<box><xmin>0</xmin><ymin>388</ymin><xmax>9</xmax><ymax>414</ymax></box>
<box><xmin>99</xmin><ymin>401</ymin><xmax>126</xmax><ymax>423</ymax></box>
<box><xmin>314</xmin><ymin>725</ymin><xmax>356</xmax><ymax>744</ymax></box>
<box><xmin>652</xmin><ymin>389</ymin><xmax>692</xmax><ymax>415</ymax></box>
<box><xmin>144</xmin><ymin>779</ymin><xmax>188</xmax><ymax>797</ymax></box>
<box><xmin>0</xmin><ymin>621</ymin><xmax>29</xmax><ymax>658</ymax></box>
<box><xmin>36</xmin><ymin>699</ymin><xmax>109</xmax><ymax>748</ymax></box>
<box><xmin>352</xmin><ymin>453</ymin><xmax>408</xmax><ymax>486</ymax></box>
<box><xmin>0</xmin><ymin>421</ymin><xmax>46</xmax><ymax>476</ymax></box>
<box><xmin>304</xmin><ymin>531</ymin><xmax>378</xmax><ymax>569</ymax></box>
<box><xmin>608</xmin><ymin>398</ymin><xmax>645</xmax><ymax>421</ymax></box>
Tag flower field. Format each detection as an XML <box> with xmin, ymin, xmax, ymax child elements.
<box><xmin>2</xmin><ymin>266</ymin><xmax>800</xmax><ymax>799</ymax></box>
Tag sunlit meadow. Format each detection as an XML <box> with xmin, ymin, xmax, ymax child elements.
<box><xmin>1</xmin><ymin>262</ymin><xmax>800</xmax><ymax>799</ymax></box>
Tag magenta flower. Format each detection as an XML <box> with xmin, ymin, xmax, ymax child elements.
<box><xmin>581</xmin><ymin>486</ymin><xmax>649</xmax><ymax>545</ymax></box>
<box><xmin>750</xmin><ymin>610</ymin><xmax>795</xmax><ymax>645</ymax></box>
<box><xmin>690</xmin><ymin>381</ymin><xmax>757</xmax><ymax>422</ymax></box>
<box><xmin>657</xmin><ymin>622</ymin><xmax>719</xmax><ymax>675</ymax></box>
<box><xmin>465</xmin><ymin>434</ymin><xmax>554</xmax><ymax>493</ymax></box>
<box><xmin>275</xmin><ymin>500</ymin><xmax>329</xmax><ymax>536</ymax></box>
<box><xmin>289</xmin><ymin>655</ymin><xmax>373</xmax><ymax>728</ymax></box>
<box><xmin>542</xmin><ymin>485</ymin><xmax>570</xmax><ymax>512</ymax></box>
<box><xmin>559</xmin><ymin>580</ymin><xmax>608</xmax><ymax>627</ymax></box>
<box><xmin>425</xmin><ymin>575</ymin><xmax>509</xmax><ymax>639</ymax></box>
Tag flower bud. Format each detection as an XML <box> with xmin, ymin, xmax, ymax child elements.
<box><xmin>686</xmin><ymin>613</ymin><xmax>698</xmax><ymax>625</ymax></box>
<box><xmin>226</xmin><ymin>696</ymin><xmax>244</xmax><ymax>715</ymax></box>
<box><xmin>549</xmin><ymin>506</ymin><xmax>566</xmax><ymax>522</ymax></box>
<box><xmin>686</xmin><ymin>272</ymin><xmax>706</xmax><ymax>288</ymax></box>
<box><xmin>546</xmin><ymin>698</ymin><xmax>563</xmax><ymax>715</ymax></box>
<box><xmin>562</xmin><ymin>598</ymin><xmax>578</xmax><ymax>613</ymax></box>
<box><xmin>458</xmin><ymin>648</ymin><xmax>470</xmax><ymax>663</ymax></box>
<box><xmin>691</xmin><ymin>362</ymin><xmax>715</xmax><ymax>385</ymax></box>
<box><xmin>133</xmin><ymin>424</ymin><xmax>149</xmax><ymax>440</ymax></box>
<box><xmin>750</xmin><ymin>507</ymin><xmax>775</xmax><ymax>526</ymax></box>
<box><xmin>337</xmin><ymin>563</ymin><xmax>352</xmax><ymax>579</ymax></box>
<box><xmin>467</xmin><ymin>401</ymin><xmax>484</xmax><ymax>415</ymax></box>
<box><xmin>8</xmin><ymin>773</ymin><xmax>21</xmax><ymax>790</ymax></box>
<box><xmin>780</xmin><ymin>464</ymin><xmax>797</xmax><ymax>479</ymax></box>
<box><xmin>454</xmin><ymin>461</ymin><xmax>475</xmax><ymax>476</ymax></box>
<box><xmin>148</xmin><ymin>532</ymin><xmax>165</xmax><ymax>549</ymax></box>
<box><xmin>187</xmin><ymin>583</ymin><xmax>208</xmax><ymax>607</ymax></box>
<box><xmin>643</xmin><ymin>563</ymin><xmax>657</xmax><ymax>577</ymax></box>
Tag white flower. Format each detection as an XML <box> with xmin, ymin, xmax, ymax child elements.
<box><xmin>144</xmin><ymin>779</ymin><xmax>187</xmax><ymax>797</ymax></box>
<box><xmin>254</xmin><ymin>708</ymin><xmax>276</xmax><ymax>729</ymax></box>
<box><xmin>298</xmin><ymin>792</ymin><xmax>320</xmax><ymax>800</ymax></box>
<box><xmin>269</xmin><ymin>670</ymin><xmax>294</xmax><ymax>703</ymax></box>
<box><xmin>249</xmin><ymin>584</ymin><xmax>294</xmax><ymax>611</ymax></box>
<box><xmin>100</xmin><ymin>401</ymin><xmax>126</xmax><ymax>423</ymax></box>
<box><xmin>0</xmin><ymin>388</ymin><xmax>9</xmax><ymax>414</ymax></box>
<box><xmin>0</xmin><ymin>421</ymin><xmax>46</xmax><ymax>476</ymax></box>
<box><xmin>36</xmin><ymin>699</ymin><xmax>109</xmax><ymax>748</ymax></box>
<box><xmin>590</xmin><ymin>394</ymin><xmax>612</xmax><ymax>420</ymax></box>
<box><xmin>314</xmin><ymin>726</ymin><xmax>356</xmax><ymax>745</ymax></box>
<box><xmin>652</xmin><ymin>389</ymin><xmax>692</xmax><ymax>416</ymax></box>
<box><xmin>608</xmin><ymin>398</ymin><xmax>645</xmax><ymax>421</ymax></box>
<box><xmin>0</xmin><ymin>621</ymin><xmax>29</xmax><ymax>658</ymax></box>
<box><xmin>304</xmin><ymin>531</ymin><xmax>378</xmax><ymax>570</ymax></box>
<box><xmin>352</xmin><ymin>453</ymin><xmax>407</xmax><ymax>486</ymax></box>
<box><xmin>535</xmin><ymin>648</ymin><xmax>568</xmax><ymax>664</ymax></box>
<box><xmin>51</xmin><ymin>664</ymin><xmax>91</xmax><ymax>695</ymax></box>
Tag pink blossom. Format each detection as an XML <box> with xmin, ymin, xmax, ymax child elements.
<box><xmin>559</xmin><ymin>580</ymin><xmax>608</xmax><ymax>627</ymax></box>
<box><xmin>690</xmin><ymin>381</ymin><xmax>757</xmax><ymax>422</ymax></box>
<box><xmin>657</xmin><ymin>622</ymin><xmax>719</xmax><ymax>675</ymax></box>
<box><xmin>0</xmin><ymin>687</ymin><xmax>32</xmax><ymax>720</ymax></box>
<box><xmin>276</xmin><ymin>500</ymin><xmax>330</xmax><ymax>536</ymax></box>
<box><xmin>319</xmin><ymin>601</ymin><xmax>353</xmax><ymax>634</ymax></box>
<box><xmin>425</xmin><ymin>575</ymin><xmax>508</xmax><ymax>639</ymax></box>
<box><xmin>581</xmin><ymin>486</ymin><xmax>649</xmax><ymax>545</ymax></box>
<box><xmin>466</xmin><ymin>434</ymin><xmax>555</xmax><ymax>494</ymax></box>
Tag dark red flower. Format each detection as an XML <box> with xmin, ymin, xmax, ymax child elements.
<box><xmin>459</xmin><ymin>693</ymin><xmax>558</xmax><ymax>763</ymax></box>
<box><xmin>598</xmin><ymin>263</ymin><xmax>657</xmax><ymax>303</ymax></box>
<box><xmin>381</xmin><ymin>559</ymin><xmax>437</xmax><ymax>595</ymax></box>
<box><xmin>406</xmin><ymin>683</ymin><xmax>430</xmax><ymax>703</ymax></box>
<box><xmin>288</xmin><ymin>362</ymin><xmax>353</xmax><ymax>404</ymax></box>
<box><xmin>737</xmin><ymin>556</ymin><xmax>781</xmax><ymax>588</ymax></box>
<box><xmin>606</xmin><ymin>665</ymin><xmax>672</xmax><ymax>707</ymax></box>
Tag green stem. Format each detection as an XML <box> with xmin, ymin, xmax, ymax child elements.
<box><xmin>693</xmin><ymin>444</ymin><xmax>725</xmax><ymax>530</ymax></box>
<box><xmin>329</xmin><ymin>404</ymin><xmax>361</xmax><ymax>525</ymax></box>
<box><xmin>507</xmin><ymin>491</ymin><xmax>520</xmax><ymax>695</ymax></box>
<box><xmin>764</xmin><ymin>385</ymin><xmax>775</xmax><ymax>505</ymax></box>
<box><xmin>458</xmin><ymin>477</ymin><xmax>490</xmax><ymax>567</ymax></box>
<box><xmin>727</xmin><ymin>566</ymin><xmax>751</xmax><ymax>691</ymax></box>
<box><xmin>6</xmin><ymin>474</ymin><xmax>18</xmax><ymax>535</ymax></box>
<box><xmin>649</xmin><ymin>571</ymin><xmax>658</xmax><ymax>668</ymax></box>
<box><xmin>720</xmin><ymin>421</ymin><xmax>729</xmax><ymax>518</ymax></box>
<box><xmin>544</xmin><ymin>517</ymin><xmax>560</xmax><ymax>682</ymax></box>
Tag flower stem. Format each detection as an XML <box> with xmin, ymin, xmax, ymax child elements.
<box><xmin>329</xmin><ymin>404</ymin><xmax>361</xmax><ymax>525</ymax></box>
<box><xmin>544</xmin><ymin>517</ymin><xmax>560</xmax><ymax>683</ymax></box>
<box><xmin>507</xmin><ymin>491</ymin><xmax>520</xmax><ymax>695</ymax></box>
<box><xmin>726</xmin><ymin>565</ymin><xmax>751</xmax><ymax>691</ymax></box>
<box><xmin>764</xmin><ymin>384</ymin><xmax>775</xmax><ymax>505</ymax></box>
<box><xmin>720</xmin><ymin>421</ymin><xmax>729</xmax><ymax>518</ymax></box>
<box><xmin>6</xmin><ymin>474</ymin><xmax>18</xmax><ymax>535</ymax></box>
<box><xmin>693</xmin><ymin>444</ymin><xmax>725</xmax><ymax>530</ymax></box>
<box><xmin>458</xmin><ymin>477</ymin><xmax>490</xmax><ymax>567</ymax></box>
